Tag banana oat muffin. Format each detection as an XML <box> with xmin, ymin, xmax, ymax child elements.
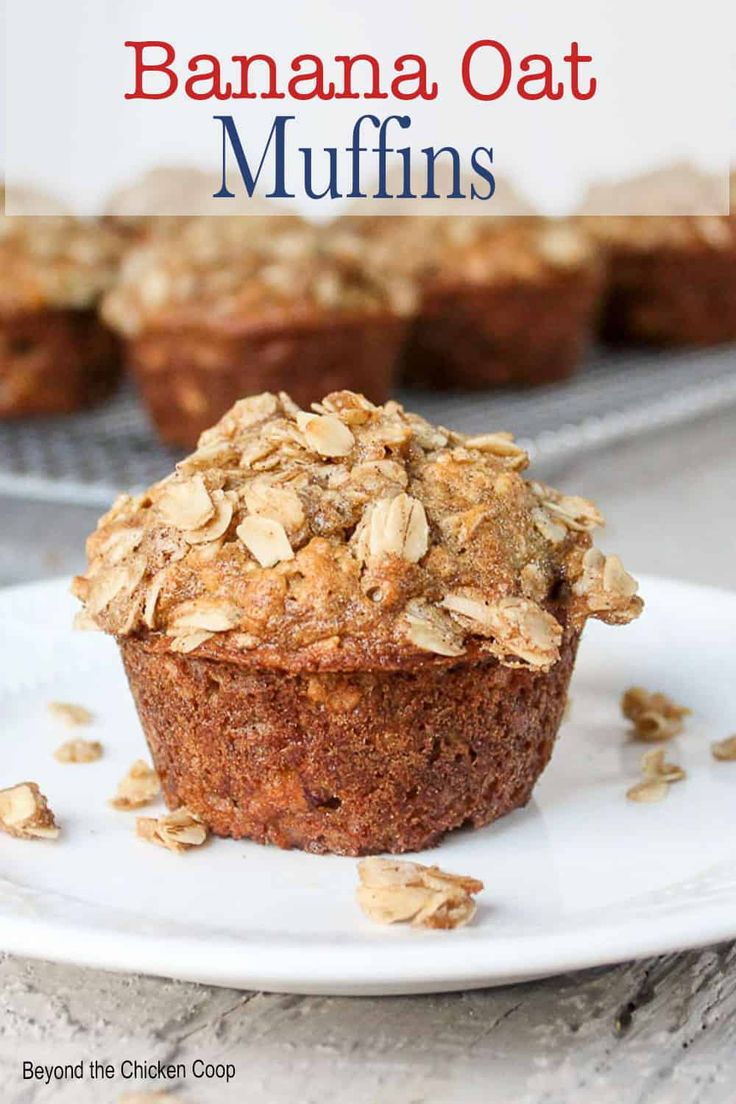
<box><xmin>102</xmin><ymin>220</ymin><xmax>415</xmax><ymax>447</ymax></box>
<box><xmin>408</xmin><ymin>218</ymin><xmax>602</xmax><ymax>388</ymax></box>
<box><xmin>580</xmin><ymin>166</ymin><xmax>736</xmax><ymax>346</ymax></box>
<box><xmin>0</xmin><ymin>192</ymin><xmax>122</xmax><ymax>416</ymax></box>
<box><xmin>74</xmin><ymin>390</ymin><xmax>642</xmax><ymax>855</ymax></box>
<box><xmin>338</xmin><ymin>216</ymin><xmax>602</xmax><ymax>389</ymax></box>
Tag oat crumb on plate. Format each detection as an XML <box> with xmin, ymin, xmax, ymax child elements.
<box><xmin>136</xmin><ymin>807</ymin><xmax>208</xmax><ymax>852</ymax></box>
<box><xmin>711</xmin><ymin>735</ymin><xmax>736</xmax><ymax>761</ymax></box>
<box><xmin>626</xmin><ymin>747</ymin><xmax>686</xmax><ymax>804</ymax></box>
<box><xmin>47</xmin><ymin>700</ymin><xmax>94</xmax><ymax>726</ymax></box>
<box><xmin>0</xmin><ymin>782</ymin><xmax>60</xmax><ymax>839</ymax></box>
<box><xmin>626</xmin><ymin>779</ymin><xmax>669</xmax><ymax>804</ymax></box>
<box><xmin>110</xmin><ymin>759</ymin><xmax>161</xmax><ymax>810</ymax></box>
<box><xmin>641</xmin><ymin>747</ymin><xmax>686</xmax><ymax>784</ymax></box>
<box><xmin>54</xmin><ymin>739</ymin><xmax>103</xmax><ymax>764</ymax></box>
<box><xmin>621</xmin><ymin>686</ymin><xmax>690</xmax><ymax>742</ymax></box>
<box><xmin>357</xmin><ymin>856</ymin><xmax>483</xmax><ymax>929</ymax></box>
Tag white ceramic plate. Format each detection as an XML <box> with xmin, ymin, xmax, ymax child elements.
<box><xmin>0</xmin><ymin>575</ymin><xmax>734</xmax><ymax>995</ymax></box>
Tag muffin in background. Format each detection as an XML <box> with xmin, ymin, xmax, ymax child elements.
<box><xmin>579</xmin><ymin>165</ymin><xmax>736</xmax><ymax>346</ymax></box>
<box><xmin>395</xmin><ymin>217</ymin><xmax>602</xmax><ymax>389</ymax></box>
<box><xmin>105</xmin><ymin>165</ymin><xmax>301</xmax><ymax>244</ymax></box>
<box><xmin>102</xmin><ymin>219</ymin><xmax>415</xmax><ymax>448</ymax></box>
<box><xmin>0</xmin><ymin>190</ymin><xmax>122</xmax><ymax>417</ymax></box>
<box><xmin>73</xmin><ymin>389</ymin><xmax>642</xmax><ymax>856</ymax></box>
<box><xmin>336</xmin><ymin>178</ymin><xmax>601</xmax><ymax>390</ymax></box>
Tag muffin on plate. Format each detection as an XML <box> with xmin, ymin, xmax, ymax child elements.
<box><xmin>0</xmin><ymin>191</ymin><xmax>122</xmax><ymax>416</ymax></box>
<box><xmin>579</xmin><ymin>165</ymin><xmax>736</xmax><ymax>346</ymax></box>
<box><xmin>102</xmin><ymin>219</ymin><xmax>415</xmax><ymax>448</ymax></box>
<box><xmin>73</xmin><ymin>388</ymin><xmax>640</xmax><ymax>852</ymax></box>
<box><xmin>74</xmin><ymin>390</ymin><xmax>642</xmax><ymax>855</ymax></box>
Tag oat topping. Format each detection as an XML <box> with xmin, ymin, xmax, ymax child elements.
<box><xmin>357</xmin><ymin>493</ymin><xmax>429</xmax><ymax>565</ymax></box>
<box><xmin>136</xmin><ymin>807</ymin><xmax>208</xmax><ymax>853</ymax></box>
<box><xmin>578</xmin><ymin>165</ymin><xmax>734</xmax><ymax>251</ymax></box>
<box><xmin>582</xmin><ymin>213</ymin><xmax>735</xmax><ymax>253</ymax></box>
<box><xmin>404</xmin><ymin>601</ymin><xmax>465</xmax><ymax>658</ymax></box>
<box><xmin>169</xmin><ymin>598</ymin><xmax>241</xmax><ymax>633</ymax></box>
<box><xmin>621</xmin><ymin>687</ymin><xmax>690</xmax><ymax>742</ymax></box>
<box><xmin>0</xmin><ymin>191</ymin><xmax>121</xmax><ymax>313</ymax></box>
<box><xmin>530</xmin><ymin>483</ymin><xmax>605</xmax><ymax>532</ymax></box>
<box><xmin>110</xmin><ymin>760</ymin><xmax>161</xmax><ymax>810</ymax></box>
<box><xmin>342</xmin><ymin>215</ymin><xmax>598</xmax><ymax>290</ymax></box>
<box><xmin>572</xmin><ymin>549</ymin><xmax>639</xmax><ymax>622</ymax></box>
<box><xmin>236</xmin><ymin>515</ymin><xmax>294</xmax><ymax>567</ymax></box>
<box><xmin>296</xmin><ymin>411</ymin><xmax>355</xmax><ymax>457</ymax></box>
<box><xmin>464</xmin><ymin>432</ymin><xmax>529</xmax><ymax>468</ymax></box>
<box><xmin>101</xmin><ymin>219</ymin><xmax>416</xmax><ymax>338</ymax></box>
<box><xmin>74</xmin><ymin>390</ymin><xmax>642</xmax><ymax>671</ymax></box>
<box><xmin>711</xmin><ymin>735</ymin><xmax>736</xmax><ymax>762</ymax></box>
<box><xmin>54</xmin><ymin>739</ymin><xmax>103</xmax><ymax>764</ymax></box>
<box><xmin>157</xmin><ymin>475</ymin><xmax>215</xmax><ymax>531</ymax></box>
<box><xmin>356</xmin><ymin>857</ymin><xmax>484</xmax><ymax>929</ymax></box>
<box><xmin>0</xmin><ymin>783</ymin><xmax>60</xmax><ymax>840</ymax></box>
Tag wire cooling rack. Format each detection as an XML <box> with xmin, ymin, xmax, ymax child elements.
<box><xmin>0</xmin><ymin>345</ymin><xmax>734</xmax><ymax>508</ymax></box>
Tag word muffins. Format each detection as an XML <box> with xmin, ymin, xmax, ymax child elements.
<box><xmin>74</xmin><ymin>390</ymin><xmax>642</xmax><ymax>855</ymax></box>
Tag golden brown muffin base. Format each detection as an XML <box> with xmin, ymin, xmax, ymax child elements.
<box><xmin>600</xmin><ymin>245</ymin><xmax>736</xmax><ymax>346</ymax></box>
<box><xmin>402</xmin><ymin>270</ymin><xmax>601</xmax><ymax>389</ymax></box>
<box><xmin>0</xmin><ymin>309</ymin><xmax>120</xmax><ymax>417</ymax></box>
<box><xmin>119</xmin><ymin>629</ymin><xmax>579</xmax><ymax>856</ymax></box>
<box><xmin>127</xmin><ymin>313</ymin><xmax>407</xmax><ymax>448</ymax></box>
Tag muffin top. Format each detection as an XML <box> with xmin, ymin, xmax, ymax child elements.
<box><xmin>73</xmin><ymin>390</ymin><xmax>642</xmax><ymax>672</ymax></box>
<box><xmin>0</xmin><ymin>190</ymin><xmax>122</xmax><ymax>315</ymax></box>
<box><xmin>101</xmin><ymin>218</ymin><xmax>416</xmax><ymax>337</ymax></box>
<box><xmin>105</xmin><ymin>169</ymin><xmax>302</xmax><ymax>246</ymax></box>
<box><xmin>106</xmin><ymin>167</ymin><xmax>285</xmax><ymax>219</ymax></box>
<box><xmin>579</xmin><ymin>164</ymin><xmax>734</xmax><ymax>252</ymax></box>
<box><xmin>335</xmin><ymin>216</ymin><xmax>598</xmax><ymax>290</ymax></box>
<box><xmin>421</xmin><ymin>218</ymin><xmax>596</xmax><ymax>287</ymax></box>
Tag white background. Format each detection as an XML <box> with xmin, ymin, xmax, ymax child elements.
<box><xmin>3</xmin><ymin>0</ymin><xmax>733</xmax><ymax>216</ymax></box>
